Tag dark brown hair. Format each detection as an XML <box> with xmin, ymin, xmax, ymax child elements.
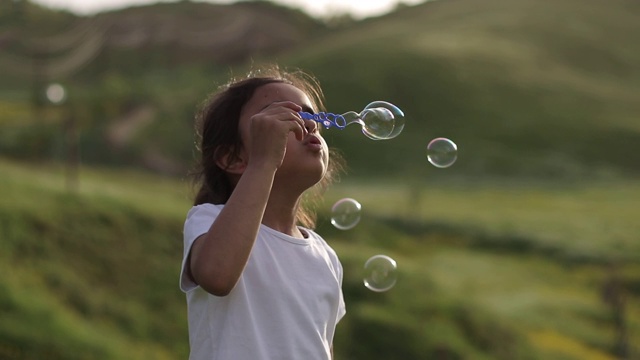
<box><xmin>191</xmin><ymin>65</ymin><xmax>344</xmax><ymax>229</ymax></box>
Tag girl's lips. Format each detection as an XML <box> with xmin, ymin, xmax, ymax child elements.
<box><xmin>304</xmin><ymin>135</ymin><xmax>322</xmax><ymax>145</ymax></box>
<box><xmin>303</xmin><ymin>135</ymin><xmax>324</xmax><ymax>150</ymax></box>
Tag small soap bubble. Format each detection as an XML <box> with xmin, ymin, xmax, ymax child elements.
<box><xmin>363</xmin><ymin>255</ymin><xmax>397</xmax><ymax>292</ymax></box>
<box><xmin>427</xmin><ymin>137</ymin><xmax>457</xmax><ymax>168</ymax></box>
<box><xmin>330</xmin><ymin>198</ymin><xmax>361</xmax><ymax>230</ymax></box>
<box><xmin>46</xmin><ymin>83</ymin><xmax>66</xmax><ymax>104</ymax></box>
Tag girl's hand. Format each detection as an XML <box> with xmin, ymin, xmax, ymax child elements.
<box><xmin>247</xmin><ymin>101</ymin><xmax>307</xmax><ymax>170</ymax></box>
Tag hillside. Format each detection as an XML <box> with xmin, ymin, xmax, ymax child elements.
<box><xmin>0</xmin><ymin>0</ymin><xmax>329</xmax><ymax>173</ymax></box>
<box><xmin>284</xmin><ymin>0</ymin><xmax>640</xmax><ymax>178</ymax></box>
<box><xmin>2</xmin><ymin>157</ymin><xmax>639</xmax><ymax>359</ymax></box>
<box><xmin>0</xmin><ymin>159</ymin><xmax>189</xmax><ymax>359</ymax></box>
<box><xmin>0</xmin><ymin>0</ymin><xmax>326</xmax><ymax>75</ymax></box>
<box><xmin>1</xmin><ymin>0</ymin><xmax>639</xmax><ymax>179</ymax></box>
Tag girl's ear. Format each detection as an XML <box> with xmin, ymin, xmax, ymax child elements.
<box><xmin>214</xmin><ymin>146</ymin><xmax>247</xmax><ymax>175</ymax></box>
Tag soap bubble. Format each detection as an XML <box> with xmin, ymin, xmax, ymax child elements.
<box><xmin>363</xmin><ymin>255</ymin><xmax>398</xmax><ymax>292</ymax></box>
<box><xmin>361</xmin><ymin>101</ymin><xmax>405</xmax><ymax>140</ymax></box>
<box><xmin>330</xmin><ymin>198</ymin><xmax>361</xmax><ymax>230</ymax></box>
<box><xmin>46</xmin><ymin>83</ymin><xmax>66</xmax><ymax>104</ymax></box>
<box><xmin>426</xmin><ymin>137</ymin><xmax>457</xmax><ymax>168</ymax></box>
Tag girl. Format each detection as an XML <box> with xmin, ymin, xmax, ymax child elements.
<box><xmin>179</xmin><ymin>65</ymin><xmax>346</xmax><ymax>360</ymax></box>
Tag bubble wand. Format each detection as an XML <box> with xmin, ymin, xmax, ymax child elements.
<box><xmin>299</xmin><ymin>101</ymin><xmax>405</xmax><ymax>140</ymax></box>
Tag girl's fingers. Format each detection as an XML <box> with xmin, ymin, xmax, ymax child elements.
<box><xmin>289</xmin><ymin>117</ymin><xmax>306</xmax><ymax>141</ymax></box>
<box><xmin>259</xmin><ymin>102</ymin><xmax>307</xmax><ymax>139</ymax></box>
<box><xmin>269</xmin><ymin>100</ymin><xmax>302</xmax><ymax>112</ymax></box>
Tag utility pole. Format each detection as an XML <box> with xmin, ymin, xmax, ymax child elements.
<box><xmin>46</xmin><ymin>83</ymin><xmax>79</xmax><ymax>193</ymax></box>
<box><xmin>65</xmin><ymin>103</ymin><xmax>79</xmax><ymax>193</ymax></box>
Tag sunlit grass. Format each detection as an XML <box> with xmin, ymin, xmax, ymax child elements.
<box><xmin>0</xmin><ymin>101</ymin><xmax>32</xmax><ymax>125</ymax></box>
<box><xmin>0</xmin><ymin>258</ymin><xmax>176</xmax><ymax>360</ymax></box>
<box><xmin>325</xmin><ymin>177</ymin><xmax>640</xmax><ymax>260</ymax></box>
<box><xmin>1</xmin><ymin>157</ymin><xmax>192</xmax><ymax>219</ymax></box>
<box><xmin>527</xmin><ymin>329</ymin><xmax>616</xmax><ymax>360</ymax></box>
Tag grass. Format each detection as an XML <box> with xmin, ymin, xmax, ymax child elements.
<box><xmin>2</xmin><ymin>157</ymin><xmax>640</xmax><ymax>359</ymax></box>
<box><xmin>0</xmin><ymin>158</ymin><xmax>190</xmax><ymax>359</ymax></box>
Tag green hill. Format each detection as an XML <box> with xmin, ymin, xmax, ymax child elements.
<box><xmin>284</xmin><ymin>0</ymin><xmax>640</xmax><ymax>178</ymax></box>
<box><xmin>1</xmin><ymin>0</ymin><xmax>639</xmax><ymax>180</ymax></box>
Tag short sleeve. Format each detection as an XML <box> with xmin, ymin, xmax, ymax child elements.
<box><xmin>179</xmin><ymin>203</ymin><xmax>223</xmax><ymax>292</ymax></box>
<box><xmin>328</xmin><ymin>243</ymin><xmax>346</xmax><ymax>323</ymax></box>
<box><xmin>306</xmin><ymin>228</ymin><xmax>347</xmax><ymax>323</ymax></box>
<box><xmin>336</xmin><ymin>257</ymin><xmax>347</xmax><ymax>323</ymax></box>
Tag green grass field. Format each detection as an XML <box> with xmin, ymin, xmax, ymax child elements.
<box><xmin>2</xmin><ymin>157</ymin><xmax>638</xmax><ymax>359</ymax></box>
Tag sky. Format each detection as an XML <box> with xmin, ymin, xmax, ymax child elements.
<box><xmin>30</xmin><ymin>0</ymin><xmax>425</xmax><ymax>20</ymax></box>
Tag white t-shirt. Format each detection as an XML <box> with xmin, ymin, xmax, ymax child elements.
<box><xmin>179</xmin><ymin>203</ymin><xmax>346</xmax><ymax>360</ymax></box>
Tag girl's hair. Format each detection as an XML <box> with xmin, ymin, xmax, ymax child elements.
<box><xmin>191</xmin><ymin>65</ymin><xmax>344</xmax><ymax>229</ymax></box>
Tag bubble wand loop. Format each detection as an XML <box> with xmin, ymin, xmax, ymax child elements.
<box><xmin>298</xmin><ymin>111</ymin><xmax>347</xmax><ymax>130</ymax></box>
<box><xmin>298</xmin><ymin>101</ymin><xmax>405</xmax><ymax>140</ymax></box>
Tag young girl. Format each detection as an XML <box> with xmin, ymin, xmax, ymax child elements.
<box><xmin>179</xmin><ymin>65</ymin><xmax>346</xmax><ymax>360</ymax></box>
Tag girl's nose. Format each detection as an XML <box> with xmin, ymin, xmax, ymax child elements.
<box><xmin>304</xmin><ymin>118</ymin><xmax>318</xmax><ymax>133</ymax></box>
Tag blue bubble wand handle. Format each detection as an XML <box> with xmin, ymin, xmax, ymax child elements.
<box><xmin>298</xmin><ymin>111</ymin><xmax>348</xmax><ymax>130</ymax></box>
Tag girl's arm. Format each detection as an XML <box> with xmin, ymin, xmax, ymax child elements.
<box><xmin>188</xmin><ymin>101</ymin><xmax>306</xmax><ymax>296</ymax></box>
<box><xmin>189</xmin><ymin>163</ymin><xmax>276</xmax><ymax>296</ymax></box>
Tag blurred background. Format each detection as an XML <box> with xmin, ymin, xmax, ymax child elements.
<box><xmin>1</xmin><ymin>0</ymin><xmax>639</xmax><ymax>359</ymax></box>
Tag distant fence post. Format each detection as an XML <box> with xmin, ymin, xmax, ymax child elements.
<box><xmin>601</xmin><ymin>262</ymin><xmax>629</xmax><ymax>359</ymax></box>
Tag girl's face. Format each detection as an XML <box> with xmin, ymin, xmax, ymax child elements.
<box><xmin>238</xmin><ymin>82</ymin><xmax>329</xmax><ymax>186</ymax></box>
